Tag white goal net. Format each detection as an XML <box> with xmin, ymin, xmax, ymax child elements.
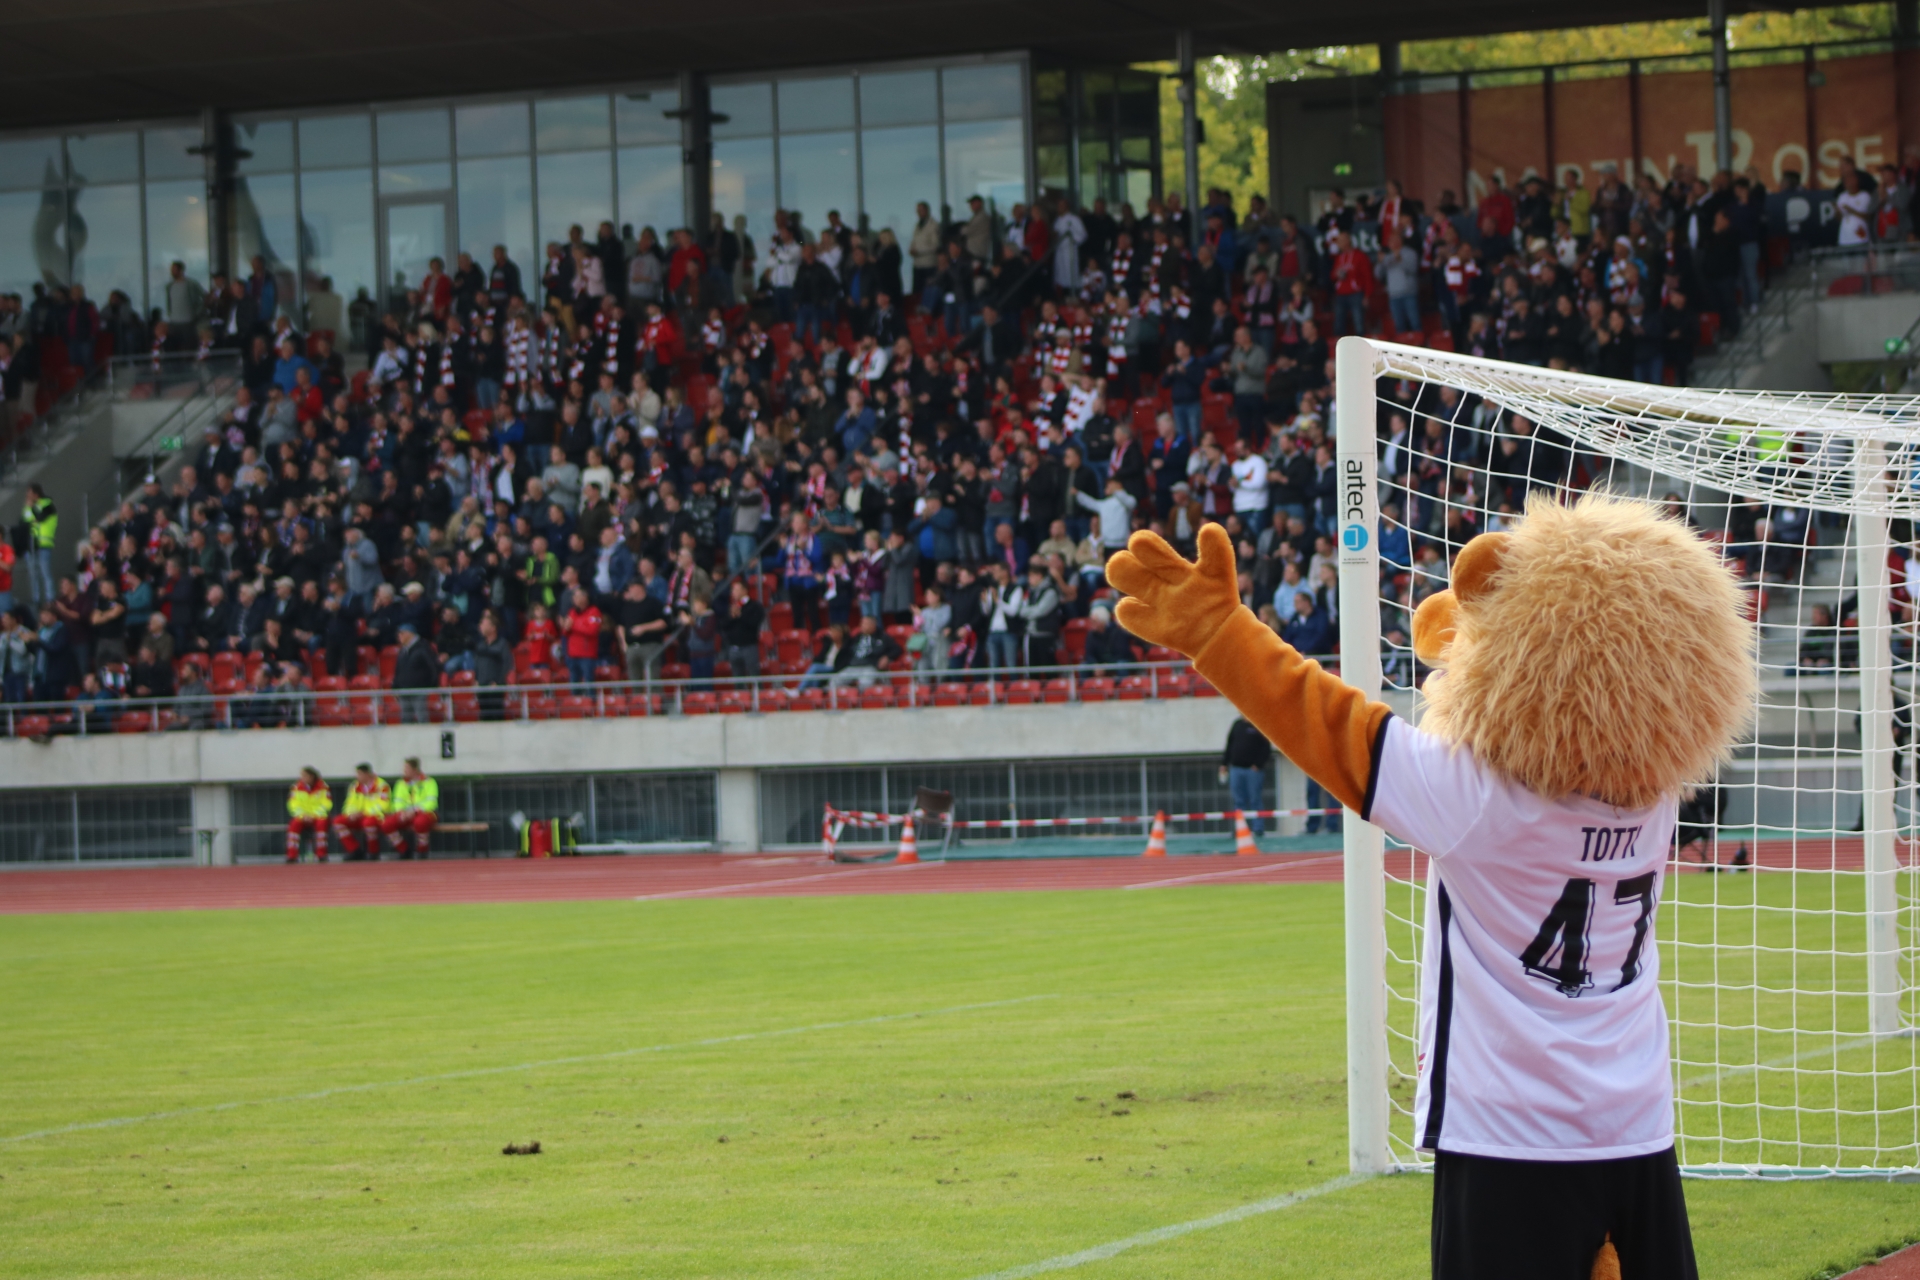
<box><xmin>1333</xmin><ymin>336</ymin><xmax>1920</xmax><ymax>1179</ymax></box>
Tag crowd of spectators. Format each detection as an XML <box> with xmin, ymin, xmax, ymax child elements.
<box><xmin>2</xmin><ymin>150</ymin><xmax>1914</xmax><ymax>725</ymax></box>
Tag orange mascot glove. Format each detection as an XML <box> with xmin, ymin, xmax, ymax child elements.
<box><xmin>1109</xmin><ymin>523</ymin><xmax>1391</xmax><ymax>814</ymax></box>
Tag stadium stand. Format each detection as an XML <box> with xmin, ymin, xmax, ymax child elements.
<box><xmin>1</xmin><ymin>155</ymin><xmax>1911</xmax><ymax>735</ymax></box>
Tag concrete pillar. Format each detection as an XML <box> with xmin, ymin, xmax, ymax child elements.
<box><xmin>1708</xmin><ymin>0</ymin><xmax>1733</xmax><ymax>176</ymax></box>
<box><xmin>191</xmin><ymin>783</ymin><xmax>232</xmax><ymax>865</ymax></box>
<box><xmin>1176</xmin><ymin>30</ymin><xmax>1201</xmax><ymax>225</ymax></box>
<box><xmin>715</xmin><ymin>767</ymin><xmax>757</xmax><ymax>851</ymax></box>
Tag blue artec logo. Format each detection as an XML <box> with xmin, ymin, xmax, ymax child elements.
<box><xmin>1342</xmin><ymin>524</ymin><xmax>1369</xmax><ymax>552</ymax></box>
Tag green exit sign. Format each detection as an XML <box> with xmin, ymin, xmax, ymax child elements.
<box><xmin>157</xmin><ymin>435</ymin><xmax>182</xmax><ymax>451</ymax></box>
<box><xmin>1333</xmin><ymin>162</ymin><xmax>1354</xmax><ymax>176</ymax></box>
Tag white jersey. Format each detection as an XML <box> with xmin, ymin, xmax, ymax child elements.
<box><xmin>1365</xmin><ymin>716</ymin><xmax>1678</xmax><ymax>1162</ymax></box>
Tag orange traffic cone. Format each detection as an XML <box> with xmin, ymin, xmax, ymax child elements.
<box><xmin>1234</xmin><ymin>812</ymin><xmax>1259</xmax><ymax>856</ymax></box>
<box><xmin>1142</xmin><ymin>811</ymin><xmax>1168</xmax><ymax>858</ymax></box>
<box><xmin>895</xmin><ymin>819</ymin><xmax>920</xmax><ymax>865</ymax></box>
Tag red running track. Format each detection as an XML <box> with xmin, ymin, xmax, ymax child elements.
<box><xmin>2</xmin><ymin>835</ymin><xmax>1907</xmax><ymax>916</ymax></box>
<box><xmin>1843</xmin><ymin>1244</ymin><xmax>1920</xmax><ymax>1280</ymax></box>
<box><xmin>0</xmin><ymin>852</ymin><xmax>1354</xmax><ymax>915</ymax></box>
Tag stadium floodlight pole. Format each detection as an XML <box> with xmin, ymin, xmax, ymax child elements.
<box><xmin>1335</xmin><ymin>334</ymin><xmax>1392</xmax><ymax>1175</ymax></box>
<box><xmin>1853</xmin><ymin>438</ymin><xmax>1902</xmax><ymax>1037</ymax></box>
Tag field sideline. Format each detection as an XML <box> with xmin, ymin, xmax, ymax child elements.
<box><xmin>3</xmin><ymin>878</ymin><xmax>1916</xmax><ymax>1278</ymax></box>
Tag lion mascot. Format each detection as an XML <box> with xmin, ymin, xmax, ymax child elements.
<box><xmin>1108</xmin><ymin>492</ymin><xmax>1753</xmax><ymax>1280</ymax></box>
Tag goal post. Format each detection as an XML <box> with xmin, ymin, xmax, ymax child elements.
<box><xmin>1332</xmin><ymin>335</ymin><xmax>1920</xmax><ymax>1179</ymax></box>
<box><xmin>1336</xmin><ymin>336</ymin><xmax>1394</xmax><ymax>1176</ymax></box>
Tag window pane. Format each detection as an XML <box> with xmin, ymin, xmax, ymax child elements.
<box><xmin>860</xmin><ymin>125</ymin><xmax>939</xmax><ymax>238</ymax></box>
<box><xmin>942</xmin><ymin>63</ymin><xmax>1024</xmax><ymax>122</ymax></box>
<box><xmin>380</xmin><ymin>162</ymin><xmax>451</xmax><ymax>194</ymax></box>
<box><xmin>456</xmin><ymin>102</ymin><xmax>530</xmax><ymax>158</ymax></box>
<box><xmin>65</xmin><ymin>132</ymin><xmax>138</xmax><ymax>185</ymax></box>
<box><xmin>234</xmin><ymin>119</ymin><xmax>293</xmax><ymax>174</ymax></box>
<box><xmin>299</xmin><ymin>115</ymin><xmax>371</xmax><ymax>169</ymax></box>
<box><xmin>535</xmin><ymin>150</ymin><xmax>612</xmax><ymax>250</ymax></box>
<box><xmin>710</xmin><ymin>137</ymin><xmax>774</xmax><ymax>244</ymax></box>
<box><xmin>944</xmin><ymin>119</ymin><xmax>1025</xmax><ymax>212</ymax></box>
<box><xmin>617</xmin><ymin>144</ymin><xmax>684</xmax><ymax>239</ymax></box>
<box><xmin>299</xmin><ymin>169</ymin><xmax>375</xmax><ymax>338</ymax></box>
<box><xmin>0</xmin><ymin>137</ymin><xmax>63</xmax><ymax>192</ymax></box>
<box><xmin>377</xmin><ymin>109</ymin><xmax>450</xmax><ymax>164</ymax></box>
<box><xmin>711</xmin><ymin>82</ymin><xmax>773</xmax><ymax>138</ymax></box>
<box><xmin>458</xmin><ymin>156</ymin><xmax>534</xmax><ymax>292</ymax></box>
<box><xmin>68</xmin><ymin>182</ymin><xmax>142</xmax><ymax>308</ymax></box>
<box><xmin>616</xmin><ymin>87</ymin><xmax>681</xmax><ymax>146</ymax></box>
<box><xmin>777</xmin><ymin>132</ymin><xmax>855</xmax><ymax>233</ymax></box>
<box><xmin>145</xmin><ymin>179</ymin><xmax>208</xmax><ymax>311</ymax></box>
<box><xmin>859</xmin><ymin>70</ymin><xmax>937</xmax><ymax>127</ymax></box>
<box><xmin>144</xmin><ymin>126</ymin><xmax>203</xmax><ymax>180</ymax></box>
<box><xmin>535</xmin><ymin>96</ymin><xmax>611</xmax><ymax>152</ymax></box>
<box><xmin>0</xmin><ymin>190</ymin><xmax>56</xmax><ymax>297</ymax></box>
<box><xmin>233</xmin><ymin>172</ymin><xmax>297</xmax><ymax>320</ymax></box>
<box><xmin>777</xmin><ymin>77</ymin><xmax>853</xmax><ymax>133</ymax></box>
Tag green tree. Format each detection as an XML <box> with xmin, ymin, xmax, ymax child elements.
<box><xmin>1155</xmin><ymin>5</ymin><xmax>1895</xmax><ymax>207</ymax></box>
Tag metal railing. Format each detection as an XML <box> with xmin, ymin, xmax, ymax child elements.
<box><xmin>0</xmin><ymin>352</ymin><xmax>111</xmax><ymax>480</ymax></box>
<box><xmin>0</xmin><ymin>657</ymin><xmax>1259</xmax><ymax>739</ymax></box>
<box><xmin>1809</xmin><ymin>243</ymin><xmax>1920</xmax><ymax>297</ymax></box>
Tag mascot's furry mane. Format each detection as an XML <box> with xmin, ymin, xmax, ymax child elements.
<box><xmin>1419</xmin><ymin>492</ymin><xmax>1755</xmax><ymax>811</ymax></box>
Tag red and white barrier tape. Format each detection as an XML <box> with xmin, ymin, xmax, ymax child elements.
<box><xmin>820</xmin><ymin>804</ymin><xmax>1344</xmax><ymax>857</ymax></box>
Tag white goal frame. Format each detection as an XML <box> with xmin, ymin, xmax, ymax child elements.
<box><xmin>1333</xmin><ymin>335</ymin><xmax>1916</xmax><ymax>1180</ymax></box>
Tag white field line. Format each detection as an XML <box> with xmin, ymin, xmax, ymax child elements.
<box><xmin>631</xmin><ymin>861</ymin><xmax>924</xmax><ymax>900</ymax></box>
<box><xmin>0</xmin><ymin>994</ymin><xmax>1057</xmax><ymax>1145</ymax></box>
<box><xmin>965</xmin><ymin>1172</ymin><xmax>1373</xmax><ymax>1279</ymax></box>
<box><xmin>1122</xmin><ymin>856</ymin><xmax>1344</xmax><ymax>891</ymax></box>
<box><xmin>1677</xmin><ymin>1026</ymin><xmax>1920</xmax><ymax>1091</ymax></box>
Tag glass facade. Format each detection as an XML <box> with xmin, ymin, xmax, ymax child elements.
<box><xmin>0</xmin><ymin>54</ymin><xmax>1034</xmax><ymax>335</ymax></box>
<box><xmin>711</xmin><ymin>60</ymin><xmax>1028</xmax><ymax>246</ymax></box>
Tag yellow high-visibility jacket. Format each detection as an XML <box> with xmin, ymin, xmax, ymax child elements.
<box><xmin>392</xmin><ymin>776</ymin><xmax>439</xmax><ymax>814</ymax></box>
<box><xmin>342</xmin><ymin>778</ymin><xmax>391</xmax><ymax>819</ymax></box>
<box><xmin>287</xmin><ymin>780</ymin><xmax>333</xmax><ymax>820</ymax></box>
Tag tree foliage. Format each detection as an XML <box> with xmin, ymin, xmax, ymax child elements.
<box><xmin>1153</xmin><ymin>4</ymin><xmax>1896</xmax><ymax>210</ymax></box>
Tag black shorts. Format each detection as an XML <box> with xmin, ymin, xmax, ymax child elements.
<box><xmin>1432</xmin><ymin>1146</ymin><xmax>1697</xmax><ymax>1280</ymax></box>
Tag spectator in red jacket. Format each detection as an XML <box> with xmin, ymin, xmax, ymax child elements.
<box><xmin>1478</xmin><ymin>174</ymin><xmax>1517</xmax><ymax>244</ymax></box>
<box><xmin>560</xmin><ymin>586</ymin><xmax>604</xmax><ymax>689</ymax></box>
<box><xmin>419</xmin><ymin>258</ymin><xmax>454</xmax><ymax>320</ymax></box>
<box><xmin>1329</xmin><ymin>232</ymin><xmax>1375</xmax><ymax>338</ymax></box>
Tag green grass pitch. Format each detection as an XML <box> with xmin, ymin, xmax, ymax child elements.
<box><xmin>3</xmin><ymin>884</ymin><xmax>1916</xmax><ymax>1278</ymax></box>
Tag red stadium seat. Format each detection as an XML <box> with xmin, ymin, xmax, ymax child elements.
<box><xmin>681</xmin><ymin>691</ymin><xmax>719</xmax><ymax>715</ymax></box>
<box><xmin>1080</xmin><ymin>677</ymin><xmax>1117</xmax><ymax>702</ymax></box>
<box><xmin>1042</xmin><ymin>677</ymin><xmax>1073</xmax><ymax>703</ymax></box>
<box><xmin>859</xmin><ymin>686</ymin><xmax>896</xmax><ymax>709</ymax></box>
<box><xmin>1004</xmin><ymin>679</ymin><xmax>1042</xmax><ymax>705</ymax></box>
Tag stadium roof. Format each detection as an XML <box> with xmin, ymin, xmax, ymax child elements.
<box><xmin>6</xmin><ymin>0</ymin><xmax>1756</xmax><ymax>131</ymax></box>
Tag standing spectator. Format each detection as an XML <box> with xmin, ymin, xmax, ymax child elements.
<box><xmin>616</xmin><ymin>577</ymin><xmax>669</xmax><ymax>685</ymax></box>
<box><xmin>1220</xmin><ymin>716</ymin><xmax>1273</xmax><ymax>836</ymax></box>
<box><xmin>391</xmin><ymin>622</ymin><xmax>439</xmax><ymax>722</ymax></box>
<box><xmin>1380</xmin><ymin>232</ymin><xmax>1421</xmax><ymax>337</ymax></box>
<box><xmin>162</xmin><ymin>261</ymin><xmax>205</xmax><ymax>348</ymax></box>
<box><xmin>559</xmin><ymin>587</ymin><xmax>604</xmax><ymax>689</ymax></box>
<box><xmin>721</xmin><ymin>577</ymin><xmax>764</xmax><ymax>680</ymax></box>
<box><xmin>22</xmin><ymin>482</ymin><xmax>56</xmax><ymax>609</ymax></box>
<box><xmin>1226</xmin><ymin>326</ymin><xmax>1269</xmax><ymax>445</ymax></box>
<box><xmin>1329</xmin><ymin>232</ymin><xmax>1374</xmax><ymax>338</ymax></box>
<box><xmin>471</xmin><ymin>612</ymin><xmax>514</xmax><ymax>720</ymax></box>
